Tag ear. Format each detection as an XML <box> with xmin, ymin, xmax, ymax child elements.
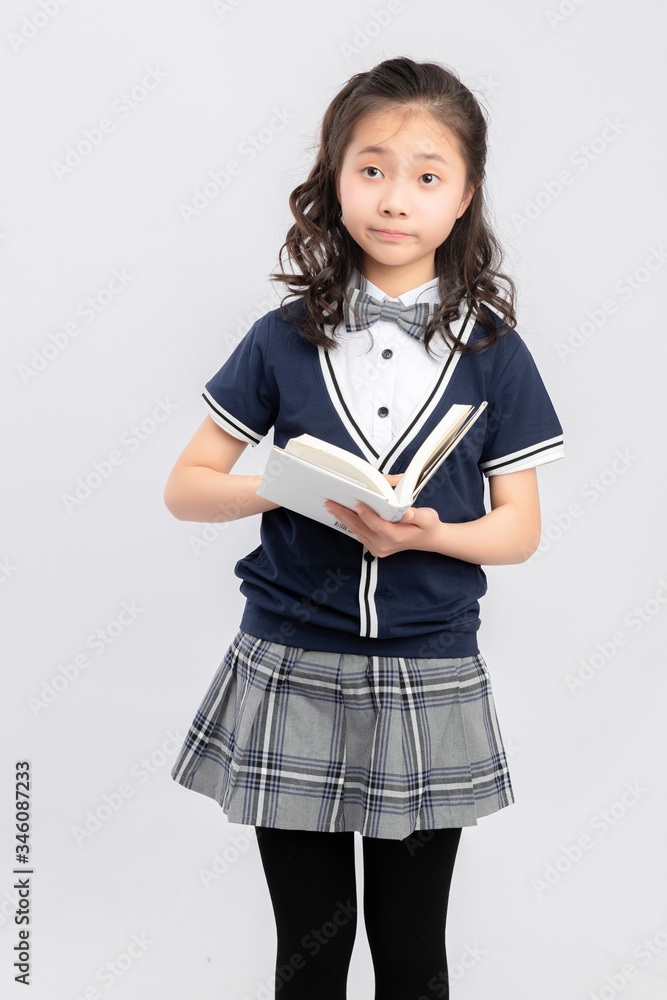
<box><xmin>457</xmin><ymin>181</ymin><xmax>477</xmax><ymax>219</ymax></box>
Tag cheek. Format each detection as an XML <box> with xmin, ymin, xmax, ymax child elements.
<box><xmin>432</xmin><ymin>191</ymin><xmax>462</xmax><ymax>225</ymax></box>
<box><xmin>341</xmin><ymin>176</ymin><xmax>361</xmax><ymax>202</ymax></box>
<box><xmin>341</xmin><ymin>184</ymin><xmax>368</xmax><ymax>221</ymax></box>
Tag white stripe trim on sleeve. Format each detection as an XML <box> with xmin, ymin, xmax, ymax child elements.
<box><xmin>201</xmin><ymin>389</ymin><xmax>263</xmax><ymax>446</ymax></box>
<box><xmin>481</xmin><ymin>436</ymin><xmax>564</xmax><ymax>476</ymax></box>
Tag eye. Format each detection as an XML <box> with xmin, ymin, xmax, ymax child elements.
<box><xmin>361</xmin><ymin>166</ymin><xmax>383</xmax><ymax>178</ymax></box>
<box><xmin>420</xmin><ymin>173</ymin><xmax>440</xmax><ymax>186</ymax></box>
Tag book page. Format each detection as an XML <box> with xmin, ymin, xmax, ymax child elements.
<box><xmin>394</xmin><ymin>402</ymin><xmax>488</xmax><ymax>504</ymax></box>
<box><xmin>394</xmin><ymin>404</ymin><xmax>472</xmax><ymax>502</ymax></box>
<box><xmin>284</xmin><ymin>435</ymin><xmax>393</xmax><ymax>499</ymax></box>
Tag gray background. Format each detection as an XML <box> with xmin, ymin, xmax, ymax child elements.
<box><xmin>2</xmin><ymin>1</ymin><xmax>666</xmax><ymax>997</ymax></box>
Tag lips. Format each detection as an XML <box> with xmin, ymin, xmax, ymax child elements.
<box><xmin>374</xmin><ymin>229</ymin><xmax>410</xmax><ymax>237</ymax></box>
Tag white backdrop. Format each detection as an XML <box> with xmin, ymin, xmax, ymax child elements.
<box><xmin>2</xmin><ymin>1</ymin><xmax>666</xmax><ymax>998</ymax></box>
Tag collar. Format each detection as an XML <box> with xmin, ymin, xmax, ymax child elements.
<box><xmin>347</xmin><ymin>270</ymin><xmax>440</xmax><ymax>308</ymax></box>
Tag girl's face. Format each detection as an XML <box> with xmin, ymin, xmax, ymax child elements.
<box><xmin>336</xmin><ymin>108</ymin><xmax>475</xmax><ymax>296</ymax></box>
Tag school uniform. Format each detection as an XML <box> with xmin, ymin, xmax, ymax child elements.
<box><xmin>171</xmin><ymin>274</ymin><xmax>564</xmax><ymax>839</ymax></box>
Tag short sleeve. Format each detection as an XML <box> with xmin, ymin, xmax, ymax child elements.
<box><xmin>480</xmin><ymin>336</ymin><xmax>564</xmax><ymax>476</ymax></box>
<box><xmin>201</xmin><ymin>319</ymin><xmax>277</xmax><ymax>447</ymax></box>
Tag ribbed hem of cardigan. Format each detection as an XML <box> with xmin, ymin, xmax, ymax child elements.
<box><xmin>239</xmin><ymin>602</ymin><xmax>480</xmax><ymax>658</ymax></box>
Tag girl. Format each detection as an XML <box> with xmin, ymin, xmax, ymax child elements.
<box><xmin>165</xmin><ymin>57</ymin><xmax>564</xmax><ymax>1000</ymax></box>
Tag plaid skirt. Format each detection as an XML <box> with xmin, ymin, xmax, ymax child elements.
<box><xmin>170</xmin><ymin>629</ymin><xmax>514</xmax><ymax>840</ymax></box>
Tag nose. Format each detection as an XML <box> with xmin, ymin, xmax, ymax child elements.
<box><xmin>377</xmin><ymin>179</ymin><xmax>410</xmax><ymax>218</ymax></box>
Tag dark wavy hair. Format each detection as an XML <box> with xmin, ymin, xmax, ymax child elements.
<box><xmin>270</xmin><ymin>56</ymin><xmax>517</xmax><ymax>356</ymax></box>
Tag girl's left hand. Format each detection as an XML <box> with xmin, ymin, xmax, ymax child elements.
<box><xmin>323</xmin><ymin>475</ymin><xmax>442</xmax><ymax>557</ymax></box>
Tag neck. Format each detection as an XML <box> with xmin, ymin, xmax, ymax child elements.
<box><xmin>359</xmin><ymin>255</ymin><xmax>436</xmax><ymax>298</ymax></box>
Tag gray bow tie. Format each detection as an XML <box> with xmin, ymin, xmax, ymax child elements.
<box><xmin>342</xmin><ymin>287</ymin><xmax>438</xmax><ymax>341</ymax></box>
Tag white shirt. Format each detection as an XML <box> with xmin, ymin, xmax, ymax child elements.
<box><xmin>330</xmin><ymin>273</ymin><xmax>455</xmax><ymax>454</ymax></box>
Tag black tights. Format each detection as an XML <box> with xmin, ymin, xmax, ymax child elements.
<box><xmin>255</xmin><ymin>825</ymin><xmax>462</xmax><ymax>1000</ymax></box>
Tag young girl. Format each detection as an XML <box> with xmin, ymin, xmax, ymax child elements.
<box><xmin>165</xmin><ymin>57</ymin><xmax>564</xmax><ymax>1000</ymax></box>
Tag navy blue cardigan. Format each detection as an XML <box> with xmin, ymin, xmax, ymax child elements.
<box><xmin>201</xmin><ymin>299</ymin><xmax>564</xmax><ymax>657</ymax></box>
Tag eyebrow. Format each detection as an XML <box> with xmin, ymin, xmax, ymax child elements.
<box><xmin>354</xmin><ymin>144</ymin><xmax>449</xmax><ymax>165</ymax></box>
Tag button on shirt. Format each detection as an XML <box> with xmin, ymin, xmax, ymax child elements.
<box><xmin>331</xmin><ymin>274</ymin><xmax>451</xmax><ymax>454</ymax></box>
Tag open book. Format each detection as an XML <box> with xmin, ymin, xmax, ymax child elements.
<box><xmin>256</xmin><ymin>401</ymin><xmax>487</xmax><ymax>538</ymax></box>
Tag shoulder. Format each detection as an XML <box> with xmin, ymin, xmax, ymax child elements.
<box><xmin>248</xmin><ymin>299</ymin><xmax>312</xmax><ymax>349</ymax></box>
<box><xmin>466</xmin><ymin>301</ymin><xmax>527</xmax><ymax>373</ymax></box>
<box><xmin>221</xmin><ymin>300</ymin><xmax>310</xmax><ymax>361</ymax></box>
<box><xmin>230</xmin><ymin>300</ymin><xmax>316</xmax><ymax>387</ymax></box>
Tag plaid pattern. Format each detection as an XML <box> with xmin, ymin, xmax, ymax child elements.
<box><xmin>171</xmin><ymin>630</ymin><xmax>514</xmax><ymax>840</ymax></box>
<box><xmin>343</xmin><ymin>287</ymin><xmax>439</xmax><ymax>341</ymax></box>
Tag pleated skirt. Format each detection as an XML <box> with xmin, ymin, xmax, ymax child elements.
<box><xmin>170</xmin><ymin>628</ymin><xmax>514</xmax><ymax>840</ymax></box>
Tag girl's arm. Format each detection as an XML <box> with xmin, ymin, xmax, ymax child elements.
<box><xmin>163</xmin><ymin>416</ymin><xmax>280</xmax><ymax>522</ymax></box>
<box><xmin>422</xmin><ymin>467</ymin><xmax>542</xmax><ymax>564</ymax></box>
<box><xmin>324</xmin><ymin>467</ymin><xmax>542</xmax><ymax>565</ymax></box>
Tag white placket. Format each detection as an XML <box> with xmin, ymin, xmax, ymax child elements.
<box><xmin>317</xmin><ymin>300</ymin><xmax>475</xmax><ymax>638</ymax></box>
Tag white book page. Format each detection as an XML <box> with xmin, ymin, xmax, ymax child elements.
<box><xmin>284</xmin><ymin>434</ymin><xmax>392</xmax><ymax>498</ymax></box>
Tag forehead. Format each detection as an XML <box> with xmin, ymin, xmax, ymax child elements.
<box><xmin>345</xmin><ymin>107</ymin><xmax>463</xmax><ymax>163</ymax></box>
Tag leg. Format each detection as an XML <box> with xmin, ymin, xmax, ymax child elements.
<box><xmin>255</xmin><ymin>826</ymin><xmax>358</xmax><ymax>999</ymax></box>
<box><xmin>362</xmin><ymin>827</ymin><xmax>462</xmax><ymax>1000</ymax></box>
